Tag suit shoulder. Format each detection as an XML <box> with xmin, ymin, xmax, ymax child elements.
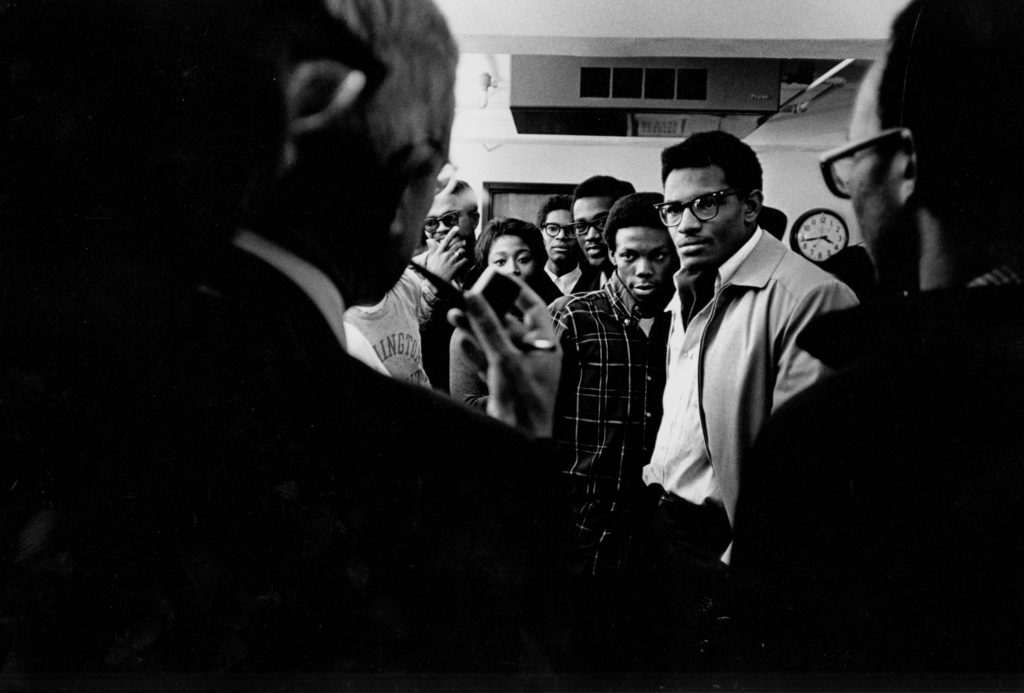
<box><xmin>348</xmin><ymin>358</ymin><xmax>530</xmax><ymax>450</ymax></box>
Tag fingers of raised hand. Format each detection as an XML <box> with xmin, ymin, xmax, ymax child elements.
<box><xmin>463</xmin><ymin>292</ymin><xmax>514</xmax><ymax>362</ymax></box>
<box><xmin>439</xmin><ymin>226</ymin><xmax>461</xmax><ymax>250</ymax></box>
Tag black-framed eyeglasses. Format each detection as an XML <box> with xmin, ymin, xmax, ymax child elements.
<box><xmin>424</xmin><ymin>211</ymin><xmax>460</xmax><ymax>238</ymax></box>
<box><xmin>541</xmin><ymin>222</ymin><xmax>575</xmax><ymax>238</ymax></box>
<box><xmin>566</xmin><ymin>214</ymin><xmax>609</xmax><ymax>237</ymax></box>
<box><xmin>819</xmin><ymin>127</ymin><xmax>913</xmax><ymax>199</ymax></box>
<box><xmin>654</xmin><ymin>188</ymin><xmax>742</xmax><ymax>227</ymax></box>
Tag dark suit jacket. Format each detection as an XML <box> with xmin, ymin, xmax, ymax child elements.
<box><xmin>3</xmin><ymin>246</ymin><xmax>574</xmax><ymax>677</ymax></box>
<box><xmin>568</xmin><ymin>264</ymin><xmax>605</xmax><ymax>295</ymax></box>
<box><xmin>730</xmin><ymin>287</ymin><xmax>1024</xmax><ymax>678</ymax></box>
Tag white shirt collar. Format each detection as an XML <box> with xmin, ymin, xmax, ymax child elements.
<box><xmin>233</xmin><ymin>229</ymin><xmax>348</xmax><ymax>350</ymax></box>
<box><xmin>545</xmin><ymin>263</ymin><xmax>583</xmax><ymax>295</ymax></box>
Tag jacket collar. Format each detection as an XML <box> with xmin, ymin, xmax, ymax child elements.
<box><xmin>604</xmin><ymin>271</ymin><xmax>637</xmax><ymax>324</ymax></box>
<box><xmin>724</xmin><ymin>230</ymin><xmax>788</xmax><ymax>290</ymax></box>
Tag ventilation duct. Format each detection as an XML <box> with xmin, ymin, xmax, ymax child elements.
<box><xmin>510</xmin><ymin>55</ymin><xmax>782</xmax><ymax>138</ymax></box>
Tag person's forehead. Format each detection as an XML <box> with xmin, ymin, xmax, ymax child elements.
<box><xmin>427</xmin><ymin>192</ymin><xmax>461</xmax><ymax>217</ymax></box>
<box><xmin>663</xmin><ymin>165</ymin><xmax>728</xmax><ymax>199</ymax></box>
<box><xmin>490</xmin><ymin>235</ymin><xmax>531</xmax><ymax>254</ymax></box>
<box><xmin>544</xmin><ymin>208</ymin><xmax>572</xmax><ymax>224</ymax></box>
<box><xmin>849</xmin><ymin>59</ymin><xmax>884</xmax><ymax>141</ymax></box>
<box><xmin>573</xmin><ymin>196</ymin><xmax>614</xmax><ymax>219</ymax></box>
<box><xmin>457</xmin><ymin>190</ymin><xmax>479</xmax><ymax>213</ymax></box>
<box><xmin>615</xmin><ymin>225</ymin><xmax>673</xmax><ymax>248</ymax></box>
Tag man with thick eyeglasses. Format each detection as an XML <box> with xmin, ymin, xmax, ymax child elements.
<box><xmin>640</xmin><ymin>130</ymin><xmax>857</xmax><ymax>669</ymax></box>
<box><xmin>536</xmin><ymin>194</ymin><xmax>598</xmax><ymax>296</ymax></box>
<box><xmin>419</xmin><ymin>179</ymin><xmax>484</xmax><ymax>392</ymax></box>
<box><xmin>423</xmin><ymin>179</ymin><xmax>480</xmax><ymax>260</ymax></box>
<box><xmin>571</xmin><ymin>175</ymin><xmax>636</xmax><ymax>291</ymax></box>
<box><xmin>732</xmin><ymin>0</ymin><xmax>1024</xmax><ymax>678</ymax></box>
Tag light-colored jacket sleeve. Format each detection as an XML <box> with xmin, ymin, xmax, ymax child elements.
<box><xmin>772</xmin><ymin>279</ymin><xmax>858</xmax><ymax>411</ymax></box>
<box><xmin>394</xmin><ymin>267</ymin><xmax>438</xmax><ymax>326</ymax></box>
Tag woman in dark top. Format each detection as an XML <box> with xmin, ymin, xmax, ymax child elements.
<box><xmin>450</xmin><ymin>217</ymin><xmax>561</xmax><ymax>408</ymax></box>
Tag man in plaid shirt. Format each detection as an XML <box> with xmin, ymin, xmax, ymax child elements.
<box><xmin>551</xmin><ymin>192</ymin><xmax>678</xmax><ymax>669</ymax></box>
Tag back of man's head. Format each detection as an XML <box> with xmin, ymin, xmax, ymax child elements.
<box><xmin>603</xmin><ymin>192</ymin><xmax>665</xmax><ymax>252</ymax></box>
<box><xmin>878</xmin><ymin>0</ymin><xmax>1024</xmax><ymax>240</ymax></box>
<box><xmin>660</xmin><ymin>131</ymin><xmax>763</xmax><ymax>193</ymax></box>
<box><xmin>572</xmin><ymin>176</ymin><xmax>636</xmax><ymax>206</ymax></box>
<box><xmin>257</xmin><ymin>0</ymin><xmax>458</xmax><ymax>302</ymax></box>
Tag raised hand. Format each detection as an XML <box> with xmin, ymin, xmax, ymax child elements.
<box><xmin>419</xmin><ymin>226</ymin><xmax>469</xmax><ymax>282</ymax></box>
<box><xmin>455</xmin><ymin>279</ymin><xmax>561</xmax><ymax>439</ymax></box>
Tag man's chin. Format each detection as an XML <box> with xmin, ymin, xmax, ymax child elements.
<box><xmin>631</xmin><ymin>285</ymin><xmax>672</xmax><ymax>310</ymax></box>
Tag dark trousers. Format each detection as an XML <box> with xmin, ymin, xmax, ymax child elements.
<box><xmin>641</xmin><ymin>485</ymin><xmax>733</xmax><ymax>672</ymax></box>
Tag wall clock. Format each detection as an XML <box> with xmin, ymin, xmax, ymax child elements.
<box><xmin>790</xmin><ymin>208</ymin><xmax>849</xmax><ymax>263</ymax></box>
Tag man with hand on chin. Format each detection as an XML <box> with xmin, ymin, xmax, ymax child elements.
<box><xmin>420</xmin><ymin>180</ymin><xmax>483</xmax><ymax>391</ymax></box>
<box><xmin>641</xmin><ymin>131</ymin><xmax>856</xmax><ymax>669</ymax></box>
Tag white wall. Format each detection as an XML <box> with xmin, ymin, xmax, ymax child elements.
<box><xmin>451</xmin><ymin>86</ymin><xmax>862</xmax><ymax>247</ymax></box>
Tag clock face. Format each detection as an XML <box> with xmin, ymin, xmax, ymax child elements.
<box><xmin>792</xmin><ymin>209</ymin><xmax>849</xmax><ymax>263</ymax></box>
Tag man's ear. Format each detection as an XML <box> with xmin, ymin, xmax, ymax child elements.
<box><xmin>742</xmin><ymin>189</ymin><xmax>764</xmax><ymax>225</ymax></box>
<box><xmin>890</xmin><ymin>143</ymin><xmax>918</xmax><ymax>205</ymax></box>
<box><xmin>283</xmin><ymin>60</ymin><xmax>366</xmax><ymax>165</ymax></box>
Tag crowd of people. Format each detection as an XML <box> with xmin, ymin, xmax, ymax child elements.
<box><xmin>2</xmin><ymin>0</ymin><xmax>1024</xmax><ymax>688</ymax></box>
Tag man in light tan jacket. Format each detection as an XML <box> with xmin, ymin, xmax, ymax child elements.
<box><xmin>641</xmin><ymin>130</ymin><xmax>857</xmax><ymax>670</ymax></box>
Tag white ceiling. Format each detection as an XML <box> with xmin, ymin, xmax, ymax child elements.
<box><xmin>434</xmin><ymin>0</ymin><xmax>908</xmax><ymax>59</ymax></box>
<box><xmin>436</xmin><ymin>1</ymin><xmax>909</xmax><ymax>147</ymax></box>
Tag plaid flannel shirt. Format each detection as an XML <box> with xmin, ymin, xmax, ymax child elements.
<box><xmin>551</xmin><ymin>273</ymin><xmax>670</xmax><ymax>574</ymax></box>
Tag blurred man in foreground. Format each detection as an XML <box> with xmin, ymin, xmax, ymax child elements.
<box><xmin>1</xmin><ymin>0</ymin><xmax>569</xmax><ymax>682</ymax></box>
<box><xmin>733</xmin><ymin>0</ymin><xmax>1024</xmax><ymax>679</ymax></box>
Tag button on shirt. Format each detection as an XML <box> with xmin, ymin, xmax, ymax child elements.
<box><xmin>551</xmin><ymin>273</ymin><xmax>671</xmax><ymax>574</ymax></box>
<box><xmin>643</xmin><ymin>229</ymin><xmax>763</xmax><ymax>507</ymax></box>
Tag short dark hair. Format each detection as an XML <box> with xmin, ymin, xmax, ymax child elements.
<box><xmin>535</xmin><ymin>194</ymin><xmax>573</xmax><ymax>228</ymax></box>
<box><xmin>878</xmin><ymin>0</ymin><xmax>1024</xmax><ymax>236</ymax></box>
<box><xmin>603</xmin><ymin>192</ymin><xmax>665</xmax><ymax>251</ymax></box>
<box><xmin>660</xmin><ymin>131</ymin><xmax>763</xmax><ymax>192</ymax></box>
<box><xmin>475</xmin><ymin>217</ymin><xmax>548</xmax><ymax>268</ymax></box>
<box><xmin>572</xmin><ymin>176</ymin><xmax>636</xmax><ymax>207</ymax></box>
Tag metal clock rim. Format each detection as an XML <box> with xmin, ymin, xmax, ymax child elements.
<box><xmin>789</xmin><ymin>207</ymin><xmax>849</xmax><ymax>260</ymax></box>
